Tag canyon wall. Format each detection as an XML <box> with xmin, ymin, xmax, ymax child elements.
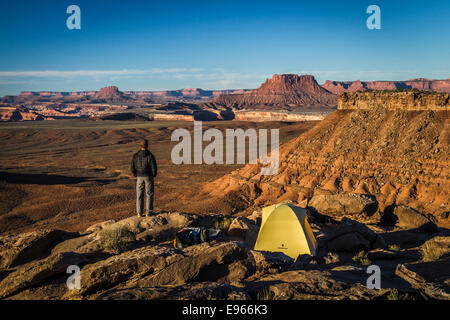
<box><xmin>232</xmin><ymin>111</ymin><xmax>326</xmax><ymax>122</ymax></box>
<box><xmin>338</xmin><ymin>91</ymin><xmax>450</xmax><ymax>111</ymax></box>
<box><xmin>323</xmin><ymin>78</ymin><xmax>450</xmax><ymax>94</ymax></box>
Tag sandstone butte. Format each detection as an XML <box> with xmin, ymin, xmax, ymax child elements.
<box><xmin>210</xmin><ymin>74</ymin><xmax>337</xmax><ymax>110</ymax></box>
<box><xmin>200</xmin><ymin>91</ymin><xmax>450</xmax><ymax>226</ymax></box>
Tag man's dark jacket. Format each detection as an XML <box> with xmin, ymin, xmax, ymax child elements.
<box><xmin>131</xmin><ymin>149</ymin><xmax>157</xmax><ymax>178</ymax></box>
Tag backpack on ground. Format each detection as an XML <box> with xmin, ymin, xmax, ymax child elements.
<box><xmin>173</xmin><ymin>227</ymin><xmax>224</xmax><ymax>249</ymax></box>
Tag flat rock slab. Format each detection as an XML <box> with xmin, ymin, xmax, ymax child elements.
<box><xmin>245</xmin><ymin>269</ymin><xmax>386</xmax><ymax>300</ymax></box>
<box><xmin>95</xmin><ymin>282</ymin><xmax>250</xmax><ymax>300</ymax></box>
<box><xmin>133</xmin><ymin>241</ymin><xmax>255</xmax><ymax>287</ymax></box>
<box><xmin>0</xmin><ymin>252</ymin><xmax>87</xmax><ymax>299</ymax></box>
<box><xmin>0</xmin><ymin>229</ymin><xmax>77</xmax><ymax>269</ymax></box>
<box><xmin>395</xmin><ymin>259</ymin><xmax>450</xmax><ymax>299</ymax></box>
<box><xmin>74</xmin><ymin>245</ymin><xmax>183</xmax><ymax>297</ymax></box>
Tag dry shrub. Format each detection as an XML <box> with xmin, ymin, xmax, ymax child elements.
<box><xmin>420</xmin><ymin>241</ymin><xmax>445</xmax><ymax>262</ymax></box>
<box><xmin>98</xmin><ymin>225</ymin><xmax>135</xmax><ymax>252</ymax></box>
<box><xmin>352</xmin><ymin>250</ymin><xmax>371</xmax><ymax>266</ymax></box>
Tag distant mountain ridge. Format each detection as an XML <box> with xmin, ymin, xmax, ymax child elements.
<box><xmin>2</xmin><ymin>75</ymin><xmax>449</xmax><ymax>109</ymax></box>
<box><xmin>322</xmin><ymin>78</ymin><xmax>450</xmax><ymax>94</ymax></box>
<box><xmin>2</xmin><ymin>86</ymin><xmax>250</xmax><ymax>104</ymax></box>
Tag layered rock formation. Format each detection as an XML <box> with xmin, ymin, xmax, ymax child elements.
<box><xmin>1</xmin><ymin>87</ymin><xmax>250</xmax><ymax>105</ymax></box>
<box><xmin>338</xmin><ymin>91</ymin><xmax>450</xmax><ymax>110</ymax></box>
<box><xmin>232</xmin><ymin>111</ymin><xmax>327</xmax><ymax>122</ymax></box>
<box><xmin>323</xmin><ymin>78</ymin><xmax>450</xmax><ymax>94</ymax></box>
<box><xmin>93</xmin><ymin>86</ymin><xmax>126</xmax><ymax>102</ymax></box>
<box><xmin>201</xmin><ymin>91</ymin><xmax>450</xmax><ymax>225</ymax></box>
<box><xmin>212</xmin><ymin>74</ymin><xmax>337</xmax><ymax>110</ymax></box>
<box><xmin>0</xmin><ymin>106</ymin><xmax>46</xmax><ymax>121</ymax></box>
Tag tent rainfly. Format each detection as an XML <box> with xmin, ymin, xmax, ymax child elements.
<box><xmin>254</xmin><ymin>203</ymin><xmax>317</xmax><ymax>259</ymax></box>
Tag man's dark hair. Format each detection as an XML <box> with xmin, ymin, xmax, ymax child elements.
<box><xmin>140</xmin><ymin>139</ymin><xmax>148</xmax><ymax>149</ymax></box>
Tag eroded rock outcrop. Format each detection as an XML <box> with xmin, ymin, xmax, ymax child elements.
<box><xmin>201</xmin><ymin>93</ymin><xmax>450</xmax><ymax>224</ymax></box>
<box><xmin>0</xmin><ymin>211</ymin><xmax>448</xmax><ymax>300</ymax></box>
<box><xmin>212</xmin><ymin>74</ymin><xmax>337</xmax><ymax>110</ymax></box>
<box><xmin>0</xmin><ymin>229</ymin><xmax>77</xmax><ymax>268</ymax></box>
<box><xmin>0</xmin><ymin>252</ymin><xmax>87</xmax><ymax>299</ymax></box>
<box><xmin>319</xmin><ymin>218</ymin><xmax>386</xmax><ymax>253</ymax></box>
<box><xmin>338</xmin><ymin>91</ymin><xmax>449</xmax><ymax>111</ymax></box>
<box><xmin>323</xmin><ymin>78</ymin><xmax>450</xmax><ymax>94</ymax></box>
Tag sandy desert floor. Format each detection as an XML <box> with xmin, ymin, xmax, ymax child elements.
<box><xmin>0</xmin><ymin>119</ymin><xmax>318</xmax><ymax>235</ymax></box>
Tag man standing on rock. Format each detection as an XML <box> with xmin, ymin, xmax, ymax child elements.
<box><xmin>131</xmin><ymin>139</ymin><xmax>157</xmax><ymax>217</ymax></box>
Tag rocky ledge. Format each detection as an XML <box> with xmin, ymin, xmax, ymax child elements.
<box><xmin>338</xmin><ymin>91</ymin><xmax>450</xmax><ymax>110</ymax></box>
<box><xmin>0</xmin><ymin>207</ymin><xmax>448</xmax><ymax>300</ymax></box>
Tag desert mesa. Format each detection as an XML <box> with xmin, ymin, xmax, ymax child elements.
<box><xmin>1</xmin><ymin>74</ymin><xmax>450</xmax><ymax>122</ymax></box>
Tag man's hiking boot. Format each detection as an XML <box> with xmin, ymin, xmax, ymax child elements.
<box><xmin>146</xmin><ymin>210</ymin><xmax>156</xmax><ymax>217</ymax></box>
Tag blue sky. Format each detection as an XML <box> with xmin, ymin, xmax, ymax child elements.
<box><xmin>0</xmin><ymin>0</ymin><xmax>449</xmax><ymax>95</ymax></box>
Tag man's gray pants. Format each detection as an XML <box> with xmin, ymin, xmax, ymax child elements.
<box><xmin>136</xmin><ymin>176</ymin><xmax>154</xmax><ymax>216</ymax></box>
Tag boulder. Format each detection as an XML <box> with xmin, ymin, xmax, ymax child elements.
<box><xmin>0</xmin><ymin>252</ymin><xmax>87</xmax><ymax>299</ymax></box>
<box><xmin>85</xmin><ymin>220</ymin><xmax>116</xmax><ymax>234</ymax></box>
<box><xmin>327</xmin><ymin>232</ymin><xmax>371</xmax><ymax>253</ymax></box>
<box><xmin>0</xmin><ymin>229</ymin><xmax>77</xmax><ymax>269</ymax></box>
<box><xmin>227</xmin><ymin>217</ymin><xmax>259</xmax><ymax>247</ymax></box>
<box><xmin>134</xmin><ymin>241</ymin><xmax>255</xmax><ymax>287</ymax></box>
<box><xmin>393</xmin><ymin>206</ymin><xmax>438</xmax><ymax>232</ymax></box>
<box><xmin>51</xmin><ymin>234</ymin><xmax>108</xmax><ymax>260</ymax></box>
<box><xmin>321</xmin><ymin>218</ymin><xmax>386</xmax><ymax>253</ymax></box>
<box><xmin>108</xmin><ymin>212</ymin><xmax>200</xmax><ymax>242</ymax></box>
<box><xmin>308</xmin><ymin>193</ymin><xmax>378</xmax><ymax>218</ymax></box>
<box><xmin>249</xmin><ymin>251</ymin><xmax>294</xmax><ymax>276</ymax></box>
<box><xmin>74</xmin><ymin>245</ymin><xmax>183</xmax><ymax>296</ymax></box>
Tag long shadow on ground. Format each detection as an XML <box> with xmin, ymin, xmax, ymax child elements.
<box><xmin>0</xmin><ymin>171</ymin><xmax>108</xmax><ymax>185</ymax></box>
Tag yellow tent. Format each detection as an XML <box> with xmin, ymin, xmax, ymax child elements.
<box><xmin>254</xmin><ymin>203</ymin><xmax>317</xmax><ymax>259</ymax></box>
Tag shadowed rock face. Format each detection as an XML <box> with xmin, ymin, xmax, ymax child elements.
<box><xmin>0</xmin><ymin>106</ymin><xmax>46</xmax><ymax>121</ymax></box>
<box><xmin>0</xmin><ymin>229</ymin><xmax>77</xmax><ymax>268</ymax></box>
<box><xmin>212</xmin><ymin>74</ymin><xmax>337</xmax><ymax>110</ymax></box>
